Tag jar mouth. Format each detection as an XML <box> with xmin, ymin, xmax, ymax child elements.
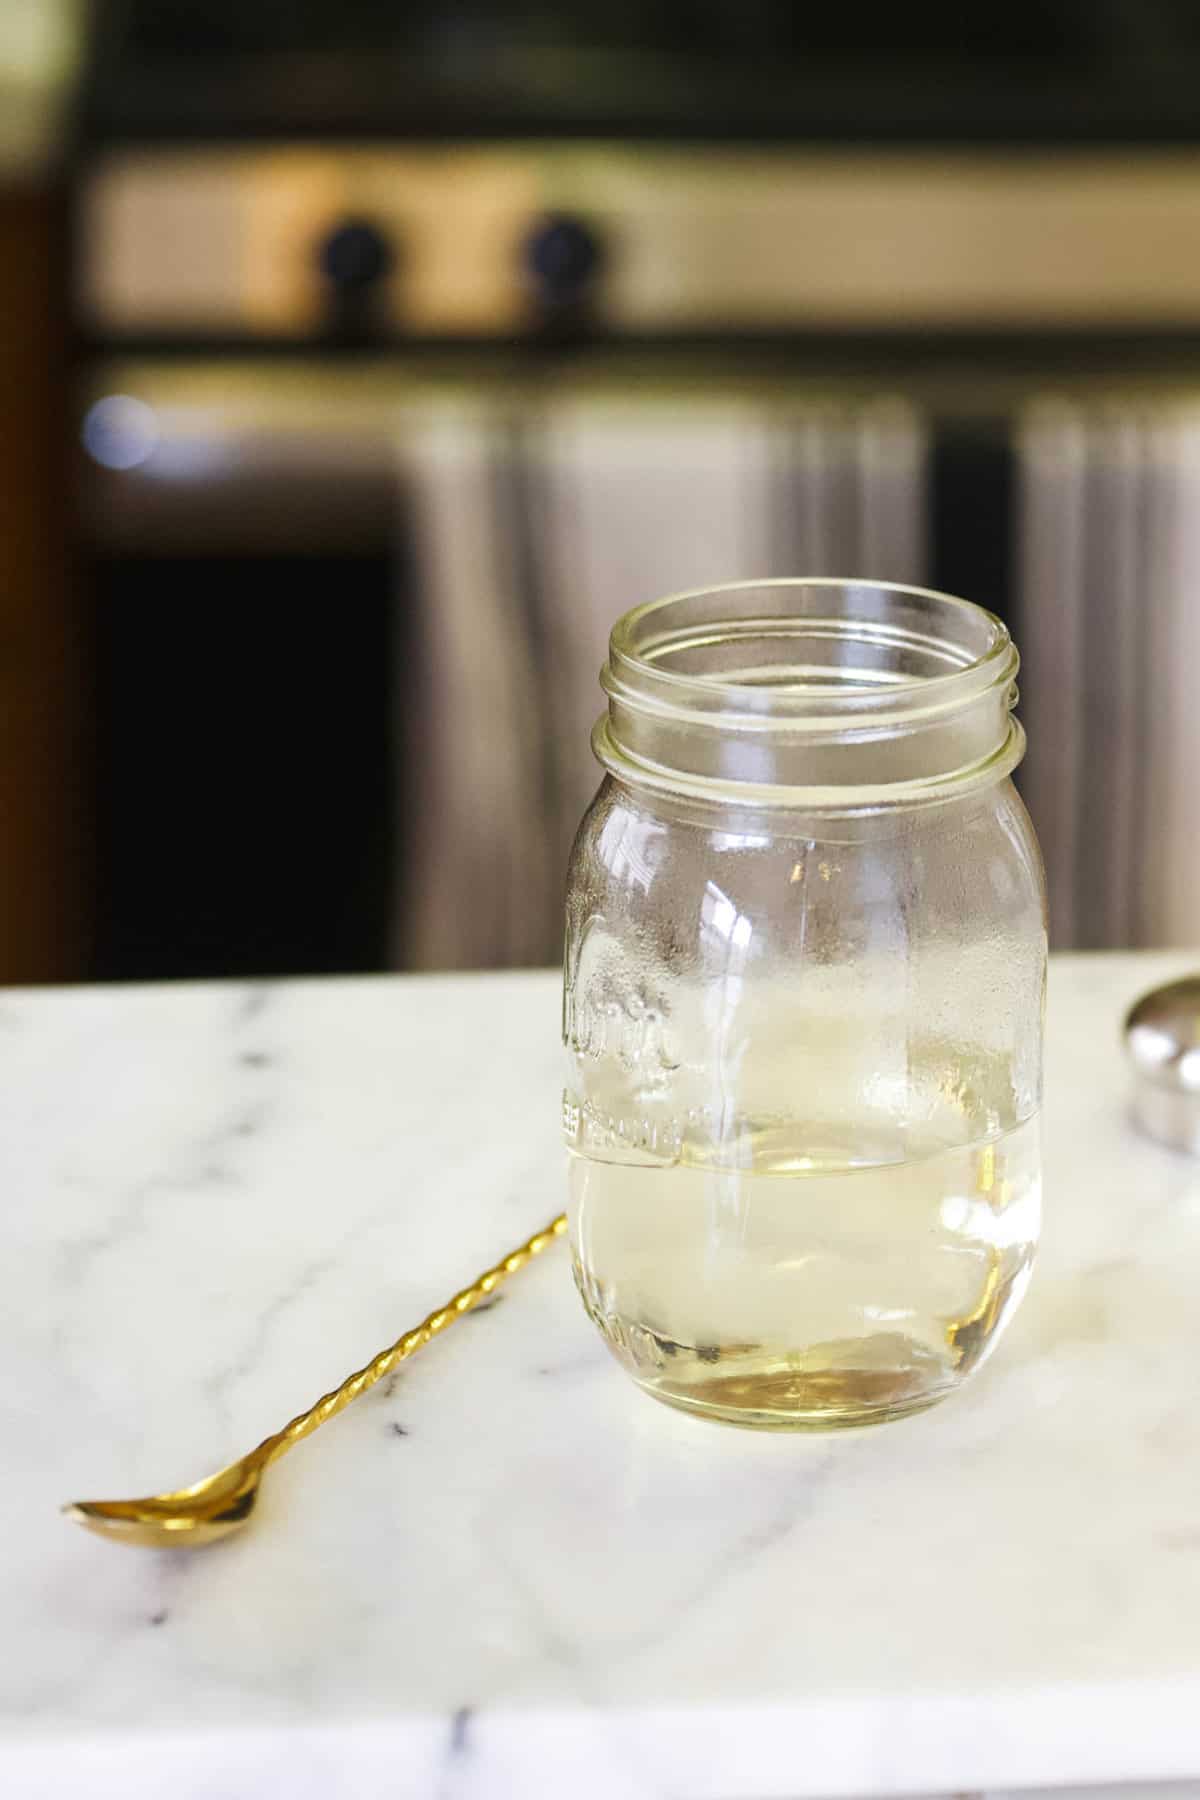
<box><xmin>596</xmin><ymin>579</ymin><xmax>1023</xmax><ymax>811</ymax></box>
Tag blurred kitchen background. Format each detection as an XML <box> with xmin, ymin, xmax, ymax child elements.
<box><xmin>6</xmin><ymin>1</ymin><xmax>1200</xmax><ymax>984</ymax></box>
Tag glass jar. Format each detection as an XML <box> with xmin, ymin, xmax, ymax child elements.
<box><xmin>563</xmin><ymin>580</ymin><xmax>1045</xmax><ymax>1430</ymax></box>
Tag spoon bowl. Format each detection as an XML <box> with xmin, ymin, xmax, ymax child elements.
<box><xmin>64</xmin><ymin>1457</ymin><xmax>263</xmax><ymax>1548</ymax></box>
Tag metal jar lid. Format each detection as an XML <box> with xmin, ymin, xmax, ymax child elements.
<box><xmin>1123</xmin><ymin>975</ymin><xmax>1200</xmax><ymax>1154</ymax></box>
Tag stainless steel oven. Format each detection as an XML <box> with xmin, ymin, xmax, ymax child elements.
<box><xmin>72</xmin><ymin>6</ymin><xmax>1200</xmax><ymax>972</ymax></box>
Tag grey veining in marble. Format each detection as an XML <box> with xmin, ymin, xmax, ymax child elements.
<box><xmin>4</xmin><ymin>958</ymin><xmax>1200</xmax><ymax>1798</ymax></box>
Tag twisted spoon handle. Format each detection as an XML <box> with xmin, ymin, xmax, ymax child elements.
<box><xmin>250</xmin><ymin>1213</ymin><xmax>567</xmax><ymax>1472</ymax></box>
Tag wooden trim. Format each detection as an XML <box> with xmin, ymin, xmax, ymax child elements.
<box><xmin>0</xmin><ymin>181</ymin><xmax>88</xmax><ymax>981</ymax></box>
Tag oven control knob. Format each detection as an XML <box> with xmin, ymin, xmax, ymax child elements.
<box><xmin>317</xmin><ymin>218</ymin><xmax>395</xmax><ymax>294</ymax></box>
<box><xmin>522</xmin><ymin>213</ymin><xmax>605</xmax><ymax>309</ymax></box>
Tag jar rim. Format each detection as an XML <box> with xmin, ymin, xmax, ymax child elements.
<box><xmin>596</xmin><ymin>578</ymin><xmax>1024</xmax><ymax>811</ymax></box>
<box><xmin>607</xmin><ymin>577</ymin><xmax>1014</xmax><ymax>717</ymax></box>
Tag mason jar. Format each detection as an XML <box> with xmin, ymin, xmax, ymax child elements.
<box><xmin>563</xmin><ymin>580</ymin><xmax>1046</xmax><ymax>1430</ymax></box>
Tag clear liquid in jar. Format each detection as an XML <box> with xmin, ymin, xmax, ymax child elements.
<box><xmin>569</xmin><ymin>1116</ymin><xmax>1040</xmax><ymax>1429</ymax></box>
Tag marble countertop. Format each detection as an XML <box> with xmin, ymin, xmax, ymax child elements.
<box><xmin>6</xmin><ymin>955</ymin><xmax>1200</xmax><ymax>1799</ymax></box>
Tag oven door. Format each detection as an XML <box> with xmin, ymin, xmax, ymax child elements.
<box><xmin>78</xmin><ymin>352</ymin><xmax>1200</xmax><ymax>974</ymax></box>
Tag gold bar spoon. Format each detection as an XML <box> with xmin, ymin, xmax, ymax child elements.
<box><xmin>63</xmin><ymin>1213</ymin><xmax>567</xmax><ymax>1549</ymax></box>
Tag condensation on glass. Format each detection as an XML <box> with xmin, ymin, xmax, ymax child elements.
<box><xmin>563</xmin><ymin>580</ymin><xmax>1046</xmax><ymax>1430</ymax></box>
